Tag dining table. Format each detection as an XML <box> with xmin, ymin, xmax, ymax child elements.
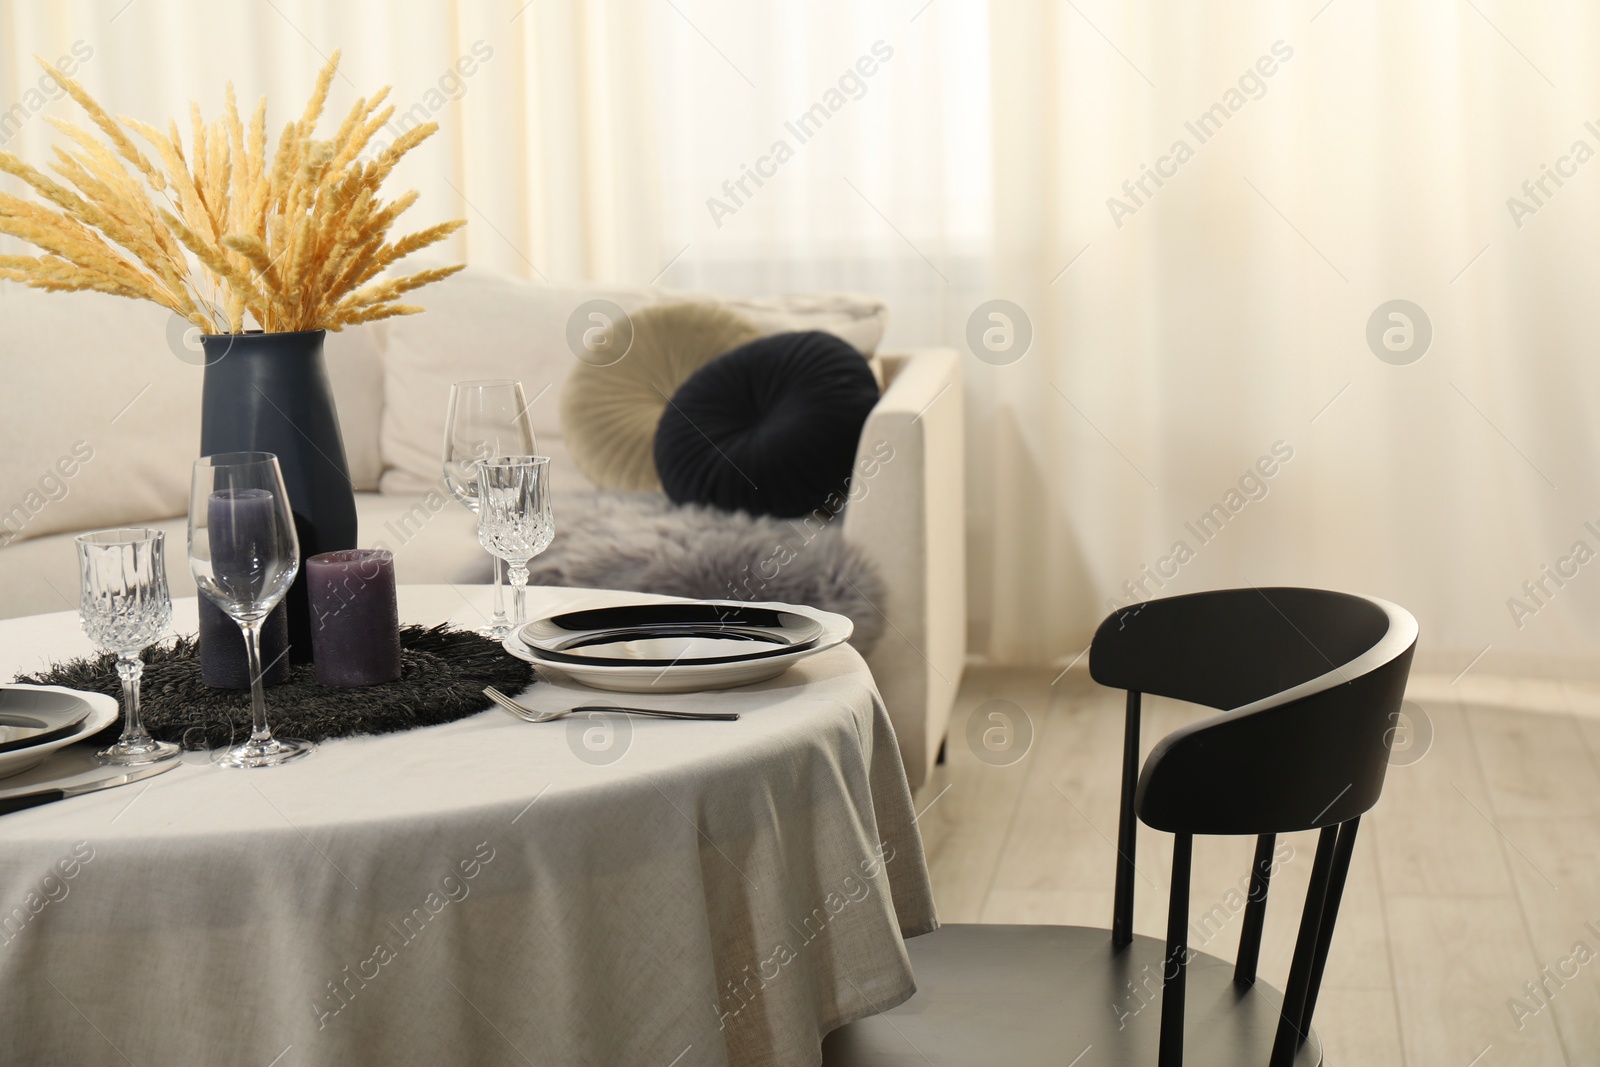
<box><xmin>0</xmin><ymin>584</ymin><xmax>937</xmax><ymax>1067</ymax></box>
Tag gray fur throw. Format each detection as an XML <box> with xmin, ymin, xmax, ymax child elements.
<box><xmin>487</xmin><ymin>492</ymin><xmax>886</xmax><ymax>655</ymax></box>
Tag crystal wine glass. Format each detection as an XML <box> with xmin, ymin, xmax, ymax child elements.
<box><xmin>475</xmin><ymin>456</ymin><xmax>554</xmax><ymax>629</ymax></box>
<box><xmin>188</xmin><ymin>452</ymin><xmax>312</xmax><ymax>769</ymax></box>
<box><xmin>443</xmin><ymin>380</ymin><xmax>536</xmax><ymax>639</ymax></box>
<box><xmin>76</xmin><ymin>528</ymin><xmax>179</xmax><ymax>766</ymax></box>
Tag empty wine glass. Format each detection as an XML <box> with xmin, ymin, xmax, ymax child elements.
<box><xmin>76</xmin><ymin>528</ymin><xmax>179</xmax><ymax>766</ymax></box>
<box><xmin>476</xmin><ymin>456</ymin><xmax>554</xmax><ymax>629</ymax></box>
<box><xmin>189</xmin><ymin>452</ymin><xmax>312</xmax><ymax>769</ymax></box>
<box><xmin>443</xmin><ymin>380</ymin><xmax>536</xmax><ymax>639</ymax></box>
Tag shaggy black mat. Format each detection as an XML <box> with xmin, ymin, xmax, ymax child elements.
<box><xmin>15</xmin><ymin>625</ymin><xmax>534</xmax><ymax>750</ymax></box>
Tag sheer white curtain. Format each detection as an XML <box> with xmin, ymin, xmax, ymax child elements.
<box><xmin>984</xmin><ymin>0</ymin><xmax>1600</xmax><ymax>678</ymax></box>
<box><xmin>4</xmin><ymin>0</ymin><xmax>1599</xmax><ymax>678</ymax></box>
<box><xmin>0</xmin><ymin>0</ymin><xmax>667</xmax><ymax>278</ymax></box>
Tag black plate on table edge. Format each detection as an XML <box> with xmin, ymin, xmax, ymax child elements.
<box><xmin>517</xmin><ymin>603</ymin><xmax>824</xmax><ymax>667</ymax></box>
<box><xmin>0</xmin><ymin>688</ymin><xmax>93</xmax><ymax>754</ymax></box>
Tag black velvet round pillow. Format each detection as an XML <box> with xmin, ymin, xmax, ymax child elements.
<box><xmin>654</xmin><ymin>331</ymin><xmax>880</xmax><ymax>518</ymax></box>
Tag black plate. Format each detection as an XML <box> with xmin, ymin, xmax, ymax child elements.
<box><xmin>0</xmin><ymin>688</ymin><xmax>93</xmax><ymax>753</ymax></box>
<box><xmin>518</xmin><ymin>603</ymin><xmax>824</xmax><ymax>667</ymax></box>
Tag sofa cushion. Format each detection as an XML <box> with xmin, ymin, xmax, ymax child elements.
<box><xmin>0</xmin><ymin>289</ymin><xmax>388</xmax><ymax>553</ymax></box>
<box><xmin>0</xmin><ymin>290</ymin><xmax>194</xmax><ymax>548</ymax></box>
<box><xmin>655</xmin><ymin>332</ymin><xmax>881</xmax><ymax>518</ymax></box>
<box><xmin>323</xmin><ymin>326</ymin><xmax>388</xmax><ymax>492</ymax></box>
<box><xmin>377</xmin><ymin>268</ymin><xmax>888</xmax><ymax>498</ymax></box>
<box><xmin>712</xmin><ymin>292</ymin><xmax>889</xmax><ymax>357</ymax></box>
<box><xmin>560</xmin><ymin>302</ymin><xmax>761</xmax><ymax>491</ymax></box>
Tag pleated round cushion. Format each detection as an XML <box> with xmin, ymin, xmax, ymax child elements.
<box><xmin>561</xmin><ymin>302</ymin><xmax>762</xmax><ymax>491</ymax></box>
<box><xmin>654</xmin><ymin>331</ymin><xmax>881</xmax><ymax>518</ymax></box>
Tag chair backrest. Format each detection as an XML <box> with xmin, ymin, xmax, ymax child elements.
<box><xmin>1090</xmin><ymin>587</ymin><xmax>1417</xmax><ymax>1066</ymax></box>
<box><xmin>1091</xmin><ymin>587</ymin><xmax>1417</xmax><ymax>835</ymax></box>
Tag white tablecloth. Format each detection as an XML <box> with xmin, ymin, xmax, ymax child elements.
<box><xmin>0</xmin><ymin>586</ymin><xmax>936</xmax><ymax>1067</ymax></box>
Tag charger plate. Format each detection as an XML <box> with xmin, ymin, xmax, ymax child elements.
<box><xmin>0</xmin><ymin>685</ymin><xmax>93</xmax><ymax>753</ymax></box>
<box><xmin>505</xmin><ymin>601</ymin><xmax>852</xmax><ymax>693</ymax></box>
<box><xmin>517</xmin><ymin>602</ymin><xmax>824</xmax><ymax>666</ymax></box>
<box><xmin>0</xmin><ymin>686</ymin><xmax>118</xmax><ymax>780</ymax></box>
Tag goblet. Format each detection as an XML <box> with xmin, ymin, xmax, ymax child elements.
<box><xmin>76</xmin><ymin>528</ymin><xmax>179</xmax><ymax>765</ymax></box>
<box><xmin>475</xmin><ymin>456</ymin><xmax>554</xmax><ymax>628</ymax></box>
<box><xmin>443</xmin><ymin>380</ymin><xmax>536</xmax><ymax>638</ymax></box>
<box><xmin>189</xmin><ymin>452</ymin><xmax>312</xmax><ymax>769</ymax></box>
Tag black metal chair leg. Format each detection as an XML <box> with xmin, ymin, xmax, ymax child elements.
<box><xmin>1113</xmin><ymin>690</ymin><xmax>1141</xmax><ymax>946</ymax></box>
<box><xmin>1299</xmin><ymin>817</ymin><xmax>1360</xmax><ymax>1034</ymax></box>
<box><xmin>1269</xmin><ymin>824</ymin><xmax>1339</xmax><ymax>1067</ymax></box>
<box><xmin>1233</xmin><ymin>833</ymin><xmax>1276</xmax><ymax>987</ymax></box>
<box><xmin>1158</xmin><ymin>832</ymin><xmax>1191</xmax><ymax>1067</ymax></box>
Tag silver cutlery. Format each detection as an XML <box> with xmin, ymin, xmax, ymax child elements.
<box><xmin>482</xmin><ymin>686</ymin><xmax>739</xmax><ymax>723</ymax></box>
<box><xmin>0</xmin><ymin>756</ymin><xmax>179</xmax><ymax>817</ymax></box>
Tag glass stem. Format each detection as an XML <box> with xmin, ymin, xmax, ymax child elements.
<box><xmin>509</xmin><ymin>562</ymin><xmax>529</xmax><ymax>626</ymax></box>
<box><xmin>114</xmin><ymin>652</ymin><xmax>151</xmax><ymax>746</ymax></box>
<box><xmin>240</xmin><ymin>618</ymin><xmax>274</xmax><ymax>744</ymax></box>
<box><xmin>490</xmin><ymin>552</ymin><xmax>509</xmax><ymax>630</ymax></box>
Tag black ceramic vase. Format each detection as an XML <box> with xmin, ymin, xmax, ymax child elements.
<box><xmin>199</xmin><ymin>330</ymin><xmax>358</xmax><ymax>665</ymax></box>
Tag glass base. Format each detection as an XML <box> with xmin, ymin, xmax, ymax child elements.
<box><xmin>95</xmin><ymin>738</ymin><xmax>180</xmax><ymax>766</ymax></box>
<box><xmin>215</xmin><ymin>736</ymin><xmax>314</xmax><ymax>769</ymax></box>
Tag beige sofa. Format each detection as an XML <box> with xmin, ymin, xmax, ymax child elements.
<box><xmin>0</xmin><ymin>270</ymin><xmax>964</xmax><ymax>787</ymax></box>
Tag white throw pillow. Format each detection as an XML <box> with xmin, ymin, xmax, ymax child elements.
<box><xmin>0</xmin><ymin>290</ymin><xmax>197</xmax><ymax>547</ymax></box>
<box><xmin>323</xmin><ymin>326</ymin><xmax>387</xmax><ymax>493</ymax></box>
<box><xmin>0</xmin><ymin>288</ymin><xmax>390</xmax><ymax>552</ymax></box>
<box><xmin>378</xmin><ymin>268</ymin><xmax>888</xmax><ymax>497</ymax></box>
<box><xmin>560</xmin><ymin>302</ymin><xmax>762</xmax><ymax>492</ymax></box>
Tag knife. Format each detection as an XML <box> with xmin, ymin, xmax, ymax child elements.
<box><xmin>0</xmin><ymin>758</ymin><xmax>180</xmax><ymax>817</ymax></box>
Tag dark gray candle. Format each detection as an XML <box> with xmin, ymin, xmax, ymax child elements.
<box><xmin>199</xmin><ymin>599</ymin><xmax>290</xmax><ymax>689</ymax></box>
<box><xmin>199</xmin><ymin>488</ymin><xmax>291</xmax><ymax>688</ymax></box>
<box><xmin>306</xmin><ymin>549</ymin><xmax>402</xmax><ymax>687</ymax></box>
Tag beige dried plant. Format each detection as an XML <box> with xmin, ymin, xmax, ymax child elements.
<box><xmin>0</xmin><ymin>51</ymin><xmax>464</xmax><ymax>333</ymax></box>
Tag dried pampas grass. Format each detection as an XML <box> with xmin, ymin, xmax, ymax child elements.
<box><xmin>0</xmin><ymin>51</ymin><xmax>464</xmax><ymax>333</ymax></box>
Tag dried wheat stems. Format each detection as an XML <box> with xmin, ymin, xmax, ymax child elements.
<box><xmin>0</xmin><ymin>51</ymin><xmax>464</xmax><ymax>333</ymax></box>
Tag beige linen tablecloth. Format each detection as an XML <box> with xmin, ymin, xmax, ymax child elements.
<box><xmin>0</xmin><ymin>586</ymin><xmax>936</xmax><ymax>1067</ymax></box>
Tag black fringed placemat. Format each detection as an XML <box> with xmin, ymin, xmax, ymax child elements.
<box><xmin>15</xmin><ymin>625</ymin><xmax>535</xmax><ymax>749</ymax></box>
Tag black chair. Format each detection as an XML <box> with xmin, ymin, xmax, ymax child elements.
<box><xmin>822</xmin><ymin>587</ymin><xmax>1417</xmax><ymax>1067</ymax></box>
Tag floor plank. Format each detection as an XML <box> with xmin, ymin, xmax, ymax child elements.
<box><xmin>1469</xmin><ymin>706</ymin><xmax>1600</xmax><ymax>820</ymax></box>
<box><xmin>913</xmin><ymin>666</ymin><xmax>1052</xmax><ymax>922</ymax></box>
<box><xmin>1500</xmin><ymin>815</ymin><xmax>1600</xmax><ymax>1062</ymax></box>
<box><xmin>985</xmin><ymin>680</ymin><xmax>1158</xmax><ymax>897</ymax></box>
<box><xmin>1386</xmin><ymin>895</ymin><xmax>1568</xmax><ymax>1066</ymax></box>
<box><xmin>1313</xmin><ymin>987</ymin><xmax>1406</xmax><ymax>1067</ymax></box>
<box><xmin>1372</xmin><ymin>697</ymin><xmax>1519</xmax><ymax>897</ymax></box>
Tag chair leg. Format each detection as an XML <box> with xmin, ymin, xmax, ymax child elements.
<box><xmin>1299</xmin><ymin>817</ymin><xmax>1360</xmax><ymax>1034</ymax></box>
<box><xmin>1269</xmin><ymin>824</ymin><xmax>1338</xmax><ymax>1067</ymax></box>
<box><xmin>1113</xmin><ymin>690</ymin><xmax>1141</xmax><ymax>947</ymax></box>
<box><xmin>1233</xmin><ymin>833</ymin><xmax>1276</xmax><ymax>987</ymax></box>
<box><xmin>1159</xmin><ymin>832</ymin><xmax>1192</xmax><ymax>1067</ymax></box>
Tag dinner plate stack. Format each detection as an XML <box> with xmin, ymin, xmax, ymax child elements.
<box><xmin>0</xmin><ymin>685</ymin><xmax>120</xmax><ymax>780</ymax></box>
<box><xmin>502</xmin><ymin>601</ymin><xmax>853</xmax><ymax>692</ymax></box>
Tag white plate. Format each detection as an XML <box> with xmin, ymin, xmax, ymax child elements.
<box><xmin>0</xmin><ymin>686</ymin><xmax>119</xmax><ymax>781</ymax></box>
<box><xmin>502</xmin><ymin>602</ymin><xmax>853</xmax><ymax>693</ymax></box>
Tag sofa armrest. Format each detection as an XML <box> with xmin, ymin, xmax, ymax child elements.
<box><xmin>844</xmin><ymin>348</ymin><xmax>966</xmax><ymax>789</ymax></box>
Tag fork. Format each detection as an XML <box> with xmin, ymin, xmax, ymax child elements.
<box><xmin>483</xmin><ymin>686</ymin><xmax>740</xmax><ymax>723</ymax></box>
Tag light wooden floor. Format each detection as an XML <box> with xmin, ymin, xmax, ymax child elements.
<box><xmin>914</xmin><ymin>667</ymin><xmax>1600</xmax><ymax>1066</ymax></box>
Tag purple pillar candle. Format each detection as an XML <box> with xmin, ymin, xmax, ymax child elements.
<box><xmin>199</xmin><ymin>488</ymin><xmax>292</xmax><ymax>688</ymax></box>
<box><xmin>306</xmin><ymin>549</ymin><xmax>402</xmax><ymax>687</ymax></box>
